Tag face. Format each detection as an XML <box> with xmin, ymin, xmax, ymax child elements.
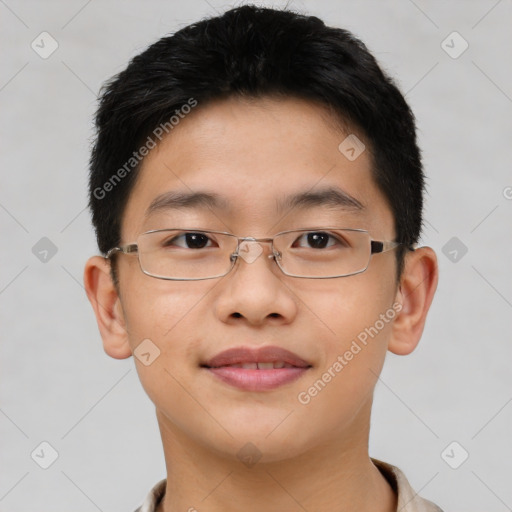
<box><xmin>109</xmin><ymin>96</ymin><xmax>402</xmax><ymax>462</ymax></box>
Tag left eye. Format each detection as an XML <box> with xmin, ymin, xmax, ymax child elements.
<box><xmin>293</xmin><ymin>232</ymin><xmax>342</xmax><ymax>249</ymax></box>
<box><xmin>163</xmin><ymin>232</ymin><xmax>215</xmax><ymax>249</ymax></box>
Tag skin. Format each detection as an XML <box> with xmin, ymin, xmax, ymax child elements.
<box><xmin>84</xmin><ymin>96</ymin><xmax>438</xmax><ymax>512</ymax></box>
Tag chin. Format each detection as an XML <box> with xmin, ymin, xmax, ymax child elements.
<box><xmin>207</xmin><ymin>424</ymin><xmax>316</xmax><ymax>465</ymax></box>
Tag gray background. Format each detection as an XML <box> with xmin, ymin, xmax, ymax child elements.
<box><xmin>1</xmin><ymin>0</ymin><xmax>511</xmax><ymax>510</ymax></box>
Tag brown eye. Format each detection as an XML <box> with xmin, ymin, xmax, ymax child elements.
<box><xmin>163</xmin><ymin>232</ymin><xmax>214</xmax><ymax>249</ymax></box>
<box><xmin>293</xmin><ymin>231</ymin><xmax>345</xmax><ymax>249</ymax></box>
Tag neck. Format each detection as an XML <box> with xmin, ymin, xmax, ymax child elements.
<box><xmin>154</xmin><ymin>407</ymin><xmax>396</xmax><ymax>512</ymax></box>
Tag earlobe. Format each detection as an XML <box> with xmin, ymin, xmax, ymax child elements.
<box><xmin>83</xmin><ymin>256</ymin><xmax>133</xmax><ymax>360</ymax></box>
<box><xmin>388</xmin><ymin>247</ymin><xmax>438</xmax><ymax>355</ymax></box>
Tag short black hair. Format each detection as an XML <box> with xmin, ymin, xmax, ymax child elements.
<box><xmin>89</xmin><ymin>4</ymin><xmax>423</xmax><ymax>281</ymax></box>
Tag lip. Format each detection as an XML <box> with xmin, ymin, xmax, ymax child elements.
<box><xmin>201</xmin><ymin>346</ymin><xmax>312</xmax><ymax>391</ymax></box>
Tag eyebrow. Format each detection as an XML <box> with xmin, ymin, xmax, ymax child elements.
<box><xmin>276</xmin><ymin>187</ymin><xmax>364</xmax><ymax>214</ymax></box>
<box><xmin>146</xmin><ymin>191</ymin><xmax>230</xmax><ymax>217</ymax></box>
<box><xmin>145</xmin><ymin>186</ymin><xmax>364</xmax><ymax>217</ymax></box>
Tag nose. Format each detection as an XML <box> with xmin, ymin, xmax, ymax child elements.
<box><xmin>231</xmin><ymin>238</ymin><xmax>280</xmax><ymax>267</ymax></box>
<box><xmin>215</xmin><ymin>239</ymin><xmax>297</xmax><ymax>326</ymax></box>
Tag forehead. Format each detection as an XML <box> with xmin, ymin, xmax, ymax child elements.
<box><xmin>121</xmin><ymin>96</ymin><xmax>393</xmax><ymax>237</ymax></box>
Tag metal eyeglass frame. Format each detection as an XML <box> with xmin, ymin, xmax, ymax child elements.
<box><xmin>105</xmin><ymin>227</ymin><xmax>414</xmax><ymax>280</ymax></box>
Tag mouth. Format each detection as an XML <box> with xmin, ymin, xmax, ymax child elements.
<box><xmin>201</xmin><ymin>346</ymin><xmax>312</xmax><ymax>391</ymax></box>
<box><xmin>208</xmin><ymin>361</ymin><xmax>301</xmax><ymax>369</ymax></box>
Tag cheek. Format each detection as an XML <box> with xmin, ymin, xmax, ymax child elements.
<box><xmin>304</xmin><ymin>272</ymin><xmax>396</xmax><ymax>349</ymax></box>
<box><xmin>295</xmin><ymin>277</ymin><xmax>396</xmax><ymax>415</ymax></box>
<box><xmin>121</xmin><ymin>272</ymin><xmax>213</xmax><ymax>342</ymax></box>
<box><xmin>119</xmin><ymin>278</ymin><xmax>215</xmax><ymax>429</ymax></box>
<box><xmin>119</xmin><ymin>275</ymin><xmax>215</xmax><ymax>382</ymax></box>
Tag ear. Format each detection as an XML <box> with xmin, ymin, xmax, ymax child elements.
<box><xmin>83</xmin><ymin>256</ymin><xmax>132</xmax><ymax>359</ymax></box>
<box><xmin>388</xmin><ymin>246</ymin><xmax>438</xmax><ymax>355</ymax></box>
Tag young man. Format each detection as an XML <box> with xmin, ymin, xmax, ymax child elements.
<box><xmin>84</xmin><ymin>5</ymin><xmax>440</xmax><ymax>511</ymax></box>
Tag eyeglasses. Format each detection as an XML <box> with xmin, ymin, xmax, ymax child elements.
<box><xmin>106</xmin><ymin>227</ymin><xmax>411</xmax><ymax>280</ymax></box>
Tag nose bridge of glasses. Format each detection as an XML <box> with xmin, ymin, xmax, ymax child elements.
<box><xmin>232</xmin><ymin>236</ymin><xmax>280</xmax><ymax>263</ymax></box>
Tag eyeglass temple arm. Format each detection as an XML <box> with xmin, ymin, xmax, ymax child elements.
<box><xmin>370</xmin><ymin>241</ymin><xmax>417</xmax><ymax>254</ymax></box>
<box><xmin>105</xmin><ymin>243</ymin><xmax>138</xmax><ymax>259</ymax></box>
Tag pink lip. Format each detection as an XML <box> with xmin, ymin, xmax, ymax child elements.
<box><xmin>202</xmin><ymin>346</ymin><xmax>312</xmax><ymax>391</ymax></box>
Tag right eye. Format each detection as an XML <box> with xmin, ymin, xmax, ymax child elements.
<box><xmin>161</xmin><ymin>232</ymin><xmax>216</xmax><ymax>250</ymax></box>
<box><xmin>292</xmin><ymin>231</ymin><xmax>349</xmax><ymax>250</ymax></box>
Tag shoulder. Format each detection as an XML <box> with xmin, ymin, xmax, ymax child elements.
<box><xmin>372</xmin><ymin>458</ymin><xmax>444</xmax><ymax>512</ymax></box>
<box><xmin>133</xmin><ymin>478</ymin><xmax>166</xmax><ymax>512</ymax></box>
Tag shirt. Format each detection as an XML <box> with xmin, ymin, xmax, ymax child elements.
<box><xmin>133</xmin><ymin>458</ymin><xmax>443</xmax><ymax>512</ymax></box>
